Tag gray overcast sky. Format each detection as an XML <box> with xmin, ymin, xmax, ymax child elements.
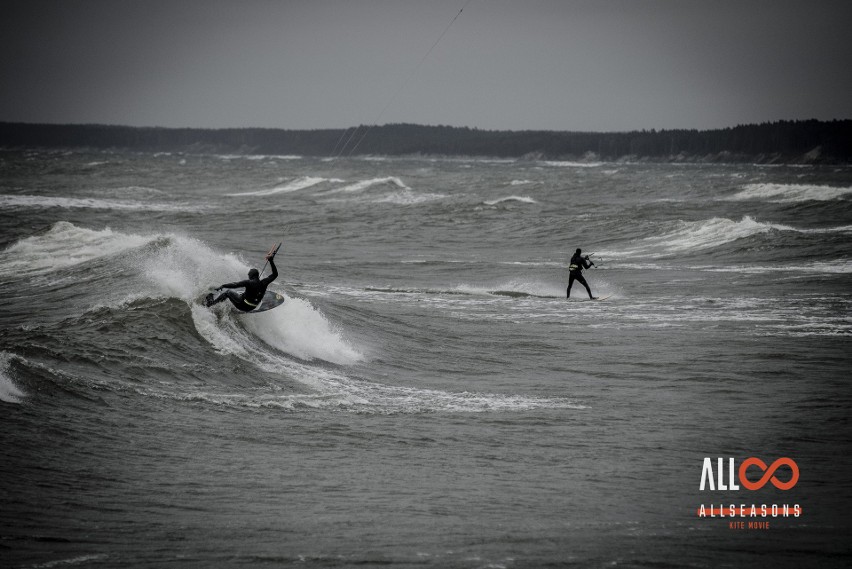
<box><xmin>2</xmin><ymin>0</ymin><xmax>851</xmax><ymax>132</ymax></box>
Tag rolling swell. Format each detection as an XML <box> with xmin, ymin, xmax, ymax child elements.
<box><xmin>3</xmin><ymin>153</ymin><xmax>849</xmax><ymax>567</ymax></box>
<box><xmin>728</xmin><ymin>182</ymin><xmax>852</xmax><ymax>202</ymax></box>
<box><xmin>0</xmin><ymin>222</ymin><xmax>349</xmax><ymax>404</ymax></box>
<box><xmin>603</xmin><ymin>215</ymin><xmax>852</xmax><ymax>264</ymax></box>
<box><xmin>1</xmin><ymin>221</ymin><xmax>578</xmax><ymax>414</ymax></box>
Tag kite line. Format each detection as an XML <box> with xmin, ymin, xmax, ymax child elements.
<box><xmin>334</xmin><ymin>0</ymin><xmax>474</xmax><ymax>158</ymax></box>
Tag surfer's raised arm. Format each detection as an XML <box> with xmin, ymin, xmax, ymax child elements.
<box><xmin>262</xmin><ymin>256</ymin><xmax>278</xmax><ymax>285</ymax></box>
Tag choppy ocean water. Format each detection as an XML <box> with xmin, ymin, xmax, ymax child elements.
<box><xmin>1</xmin><ymin>149</ymin><xmax>850</xmax><ymax>568</ymax></box>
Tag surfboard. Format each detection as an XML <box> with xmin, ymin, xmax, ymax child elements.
<box><xmin>567</xmin><ymin>295</ymin><xmax>611</xmax><ymax>302</ymax></box>
<box><xmin>203</xmin><ymin>289</ymin><xmax>286</xmax><ymax>312</ymax></box>
<box><xmin>249</xmin><ymin>290</ymin><xmax>286</xmax><ymax>313</ymax></box>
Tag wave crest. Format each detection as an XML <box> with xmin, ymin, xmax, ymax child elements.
<box><xmin>623</xmin><ymin>216</ymin><xmax>793</xmax><ymax>256</ymax></box>
<box><xmin>483</xmin><ymin>196</ymin><xmax>537</xmax><ymax>206</ymax></box>
<box><xmin>0</xmin><ymin>352</ymin><xmax>25</xmax><ymax>403</ymax></box>
<box><xmin>0</xmin><ymin>221</ymin><xmax>151</xmax><ymax>277</ymax></box>
<box><xmin>0</xmin><ymin>193</ymin><xmax>199</xmax><ymax>212</ymax></box>
<box><xmin>729</xmin><ymin>183</ymin><xmax>852</xmax><ymax>202</ymax></box>
<box><xmin>327</xmin><ymin>176</ymin><xmax>410</xmax><ymax>194</ymax></box>
<box><xmin>227</xmin><ymin>176</ymin><xmax>332</xmax><ymax>196</ymax></box>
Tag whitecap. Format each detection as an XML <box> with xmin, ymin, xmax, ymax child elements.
<box><xmin>326</xmin><ymin>176</ymin><xmax>410</xmax><ymax>194</ymax></box>
<box><xmin>241</xmin><ymin>297</ymin><xmax>363</xmax><ymax>365</ymax></box>
<box><xmin>0</xmin><ymin>353</ymin><xmax>25</xmax><ymax>403</ymax></box>
<box><xmin>0</xmin><ymin>194</ymin><xmax>199</xmax><ymax>212</ymax></box>
<box><xmin>0</xmin><ymin>221</ymin><xmax>151</xmax><ymax>277</ymax></box>
<box><xmin>483</xmin><ymin>195</ymin><xmax>537</xmax><ymax>206</ymax></box>
<box><xmin>623</xmin><ymin>216</ymin><xmax>793</xmax><ymax>255</ymax></box>
<box><xmin>373</xmin><ymin>190</ymin><xmax>446</xmax><ymax>205</ymax></box>
<box><xmin>541</xmin><ymin>160</ymin><xmax>603</xmax><ymax>168</ymax></box>
<box><xmin>728</xmin><ymin>183</ymin><xmax>852</xmax><ymax>202</ymax></box>
<box><xmin>226</xmin><ymin>176</ymin><xmax>329</xmax><ymax>196</ymax></box>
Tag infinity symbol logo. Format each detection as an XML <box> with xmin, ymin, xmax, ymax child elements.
<box><xmin>738</xmin><ymin>457</ymin><xmax>799</xmax><ymax>490</ymax></box>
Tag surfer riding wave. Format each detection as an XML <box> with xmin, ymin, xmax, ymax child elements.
<box><xmin>205</xmin><ymin>244</ymin><xmax>280</xmax><ymax>312</ymax></box>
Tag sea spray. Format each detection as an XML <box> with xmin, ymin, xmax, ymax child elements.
<box><xmin>619</xmin><ymin>216</ymin><xmax>795</xmax><ymax>256</ymax></box>
<box><xmin>483</xmin><ymin>196</ymin><xmax>538</xmax><ymax>206</ymax></box>
<box><xmin>226</xmin><ymin>176</ymin><xmax>332</xmax><ymax>196</ymax></box>
<box><xmin>0</xmin><ymin>194</ymin><xmax>199</xmax><ymax>212</ymax></box>
<box><xmin>0</xmin><ymin>352</ymin><xmax>25</xmax><ymax>403</ymax></box>
<box><xmin>242</xmin><ymin>297</ymin><xmax>363</xmax><ymax>365</ymax></box>
<box><xmin>328</xmin><ymin>176</ymin><xmax>410</xmax><ymax>194</ymax></box>
<box><xmin>729</xmin><ymin>183</ymin><xmax>852</xmax><ymax>202</ymax></box>
<box><xmin>0</xmin><ymin>221</ymin><xmax>150</xmax><ymax>277</ymax></box>
<box><xmin>139</xmin><ymin>234</ymin><xmax>246</xmax><ymax>301</ymax></box>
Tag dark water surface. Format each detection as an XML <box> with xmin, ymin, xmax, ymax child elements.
<box><xmin>1</xmin><ymin>150</ymin><xmax>850</xmax><ymax>567</ymax></box>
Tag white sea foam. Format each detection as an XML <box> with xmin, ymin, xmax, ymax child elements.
<box><xmin>498</xmin><ymin>260</ymin><xmax>564</xmax><ymax>268</ymax></box>
<box><xmin>728</xmin><ymin>183</ymin><xmax>852</xmax><ymax>202</ymax></box>
<box><xmin>483</xmin><ymin>195</ymin><xmax>538</xmax><ymax>206</ymax></box>
<box><xmin>324</xmin><ymin>378</ymin><xmax>587</xmax><ymax>414</ymax></box>
<box><xmin>242</xmin><ymin>297</ymin><xmax>363</xmax><ymax>365</ymax></box>
<box><xmin>190</xmin><ymin>305</ymin><xmax>252</xmax><ymax>358</ymax></box>
<box><xmin>622</xmin><ymin>216</ymin><xmax>793</xmax><ymax>256</ymax></box>
<box><xmin>373</xmin><ymin>190</ymin><xmax>446</xmax><ymax>205</ymax></box>
<box><xmin>135</xmin><ymin>234</ymin><xmax>363</xmax><ymax>366</ymax></box>
<box><xmin>187</xmin><ymin>279</ymin><xmax>580</xmax><ymax>413</ymax></box>
<box><xmin>0</xmin><ymin>353</ymin><xmax>25</xmax><ymax>403</ymax></box>
<box><xmin>622</xmin><ymin>217</ymin><xmax>852</xmax><ymax>258</ymax></box>
<box><xmin>0</xmin><ymin>194</ymin><xmax>199</xmax><ymax>212</ymax></box>
<box><xmin>693</xmin><ymin>260</ymin><xmax>852</xmax><ymax>274</ymax></box>
<box><xmin>10</xmin><ymin>223</ymin><xmax>356</xmax><ymax>368</ymax></box>
<box><xmin>320</xmin><ymin>177</ymin><xmax>444</xmax><ymax>205</ymax></box>
<box><xmin>541</xmin><ymin>160</ymin><xmax>603</xmax><ymax>168</ymax></box>
<box><xmin>610</xmin><ymin>220</ymin><xmax>851</xmax><ymax>260</ymax></box>
<box><xmin>139</xmin><ymin>234</ymin><xmax>245</xmax><ymax>302</ymax></box>
<box><xmin>188</xmin><ymin>298</ymin><xmax>580</xmax><ymax>414</ymax></box>
<box><xmin>99</xmin><ymin>185</ymin><xmax>167</xmax><ymax>197</ymax></box>
<box><xmin>0</xmin><ymin>221</ymin><xmax>151</xmax><ymax>277</ymax></box>
<box><xmin>158</xmin><ymin>378</ymin><xmax>585</xmax><ymax>414</ymax></box>
<box><xmin>217</xmin><ymin>154</ymin><xmax>302</xmax><ymax>161</ymax></box>
<box><xmin>32</xmin><ymin>554</ymin><xmax>110</xmax><ymax>568</ymax></box>
<box><xmin>186</xmin><ymin>305</ymin><xmax>362</xmax><ymax>399</ymax></box>
<box><xmin>453</xmin><ymin>279</ymin><xmax>563</xmax><ymax>298</ymax></box>
<box><xmin>226</xmin><ymin>176</ymin><xmax>329</xmax><ymax>196</ymax></box>
<box><xmin>326</xmin><ymin>176</ymin><xmax>410</xmax><ymax>194</ymax></box>
<box><xmin>795</xmin><ymin>225</ymin><xmax>852</xmax><ymax>234</ymax></box>
<box><xmin>2</xmin><ymin>223</ymin><xmax>583</xmax><ymax>414</ymax></box>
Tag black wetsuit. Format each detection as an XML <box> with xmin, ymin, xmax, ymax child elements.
<box><xmin>567</xmin><ymin>252</ymin><xmax>594</xmax><ymax>299</ymax></box>
<box><xmin>209</xmin><ymin>259</ymin><xmax>278</xmax><ymax>312</ymax></box>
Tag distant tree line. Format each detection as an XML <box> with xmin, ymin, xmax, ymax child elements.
<box><xmin>0</xmin><ymin>119</ymin><xmax>849</xmax><ymax>163</ymax></box>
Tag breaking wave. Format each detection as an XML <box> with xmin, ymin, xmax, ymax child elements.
<box><xmin>0</xmin><ymin>353</ymin><xmax>25</xmax><ymax>403</ymax></box>
<box><xmin>618</xmin><ymin>216</ymin><xmax>793</xmax><ymax>256</ymax></box>
<box><xmin>326</xmin><ymin>177</ymin><xmax>410</xmax><ymax>194</ymax></box>
<box><xmin>0</xmin><ymin>194</ymin><xmax>200</xmax><ymax>212</ymax></box>
<box><xmin>1</xmin><ymin>222</ymin><xmax>578</xmax><ymax>414</ymax></box>
<box><xmin>728</xmin><ymin>183</ymin><xmax>852</xmax><ymax>202</ymax></box>
<box><xmin>483</xmin><ymin>196</ymin><xmax>537</xmax><ymax>206</ymax></box>
<box><xmin>227</xmin><ymin>176</ymin><xmax>335</xmax><ymax>196</ymax></box>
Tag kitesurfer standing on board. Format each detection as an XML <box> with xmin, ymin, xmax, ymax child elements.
<box><xmin>567</xmin><ymin>248</ymin><xmax>596</xmax><ymax>299</ymax></box>
<box><xmin>205</xmin><ymin>246</ymin><xmax>279</xmax><ymax>312</ymax></box>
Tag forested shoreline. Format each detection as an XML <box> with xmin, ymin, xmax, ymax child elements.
<box><xmin>1</xmin><ymin>120</ymin><xmax>849</xmax><ymax>163</ymax></box>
